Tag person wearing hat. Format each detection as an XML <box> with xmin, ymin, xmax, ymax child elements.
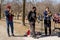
<box><xmin>4</xmin><ymin>5</ymin><xmax>14</xmax><ymax>37</ymax></box>
<box><xmin>28</xmin><ymin>7</ymin><xmax>37</xmax><ymax>37</ymax></box>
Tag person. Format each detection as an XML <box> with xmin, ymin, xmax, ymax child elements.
<box><xmin>37</xmin><ymin>13</ymin><xmax>41</xmax><ymax>23</ymax></box>
<box><xmin>53</xmin><ymin>13</ymin><xmax>60</xmax><ymax>31</ymax></box>
<box><xmin>37</xmin><ymin>13</ymin><xmax>43</xmax><ymax>23</ymax></box>
<box><xmin>43</xmin><ymin>7</ymin><xmax>52</xmax><ymax>36</ymax></box>
<box><xmin>4</xmin><ymin>5</ymin><xmax>14</xmax><ymax>37</ymax></box>
<box><xmin>57</xmin><ymin>13</ymin><xmax>60</xmax><ymax>23</ymax></box>
<box><xmin>28</xmin><ymin>7</ymin><xmax>37</xmax><ymax>37</ymax></box>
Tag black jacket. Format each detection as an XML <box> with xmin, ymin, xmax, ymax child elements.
<box><xmin>28</xmin><ymin>11</ymin><xmax>36</xmax><ymax>22</ymax></box>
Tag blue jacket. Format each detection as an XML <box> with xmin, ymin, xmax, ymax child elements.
<box><xmin>44</xmin><ymin>11</ymin><xmax>51</xmax><ymax>20</ymax></box>
<box><xmin>5</xmin><ymin>10</ymin><xmax>9</xmax><ymax>21</ymax></box>
<box><xmin>4</xmin><ymin>10</ymin><xmax>13</xmax><ymax>23</ymax></box>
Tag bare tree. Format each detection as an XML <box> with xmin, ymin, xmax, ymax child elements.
<box><xmin>23</xmin><ymin>0</ymin><xmax>26</xmax><ymax>25</ymax></box>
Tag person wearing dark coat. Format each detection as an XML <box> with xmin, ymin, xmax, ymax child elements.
<box><xmin>28</xmin><ymin>7</ymin><xmax>37</xmax><ymax>37</ymax></box>
<box><xmin>43</xmin><ymin>7</ymin><xmax>52</xmax><ymax>36</ymax></box>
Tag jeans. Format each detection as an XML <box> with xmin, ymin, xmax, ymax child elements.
<box><xmin>29</xmin><ymin>22</ymin><xmax>35</xmax><ymax>37</ymax></box>
<box><xmin>6</xmin><ymin>20</ymin><xmax>14</xmax><ymax>35</ymax></box>
<box><xmin>44</xmin><ymin>20</ymin><xmax>51</xmax><ymax>35</ymax></box>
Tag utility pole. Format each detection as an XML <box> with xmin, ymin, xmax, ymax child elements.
<box><xmin>23</xmin><ymin>0</ymin><xmax>26</xmax><ymax>26</ymax></box>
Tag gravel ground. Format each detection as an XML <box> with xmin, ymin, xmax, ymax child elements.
<box><xmin>0</xmin><ymin>19</ymin><xmax>60</xmax><ymax>40</ymax></box>
<box><xmin>0</xmin><ymin>25</ymin><xmax>60</xmax><ymax>40</ymax></box>
<box><xmin>0</xmin><ymin>25</ymin><xmax>25</xmax><ymax>40</ymax></box>
<box><xmin>24</xmin><ymin>36</ymin><xmax>60</xmax><ymax>40</ymax></box>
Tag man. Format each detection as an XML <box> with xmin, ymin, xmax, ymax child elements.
<box><xmin>53</xmin><ymin>13</ymin><xmax>60</xmax><ymax>31</ymax></box>
<box><xmin>4</xmin><ymin>5</ymin><xmax>14</xmax><ymax>37</ymax></box>
<box><xmin>44</xmin><ymin>7</ymin><xmax>52</xmax><ymax>36</ymax></box>
<box><xmin>28</xmin><ymin>7</ymin><xmax>37</xmax><ymax>37</ymax></box>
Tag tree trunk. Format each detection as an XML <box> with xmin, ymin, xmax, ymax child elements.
<box><xmin>0</xmin><ymin>4</ymin><xmax>1</xmax><ymax>20</ymax></box>
<box><xmin>22</xmin><ymin>0</ymin><xmax>26</xmax><ymax>26</ymax></box>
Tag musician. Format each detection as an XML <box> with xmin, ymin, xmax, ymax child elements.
<box><xmin>53</xmin><ymin>13</ymin><xmax>60</xmax><ymax>31</ymax></box>
<box><xmin>44</xmin><ymin>7</ymin><xmax>52</xmax><ymax>36</ymax></box>
<box><xmin>5</xmin><ymin>5</ymin><xmax>14</xmax><ymax>37</ymax></box>
<box><xmin>28</xmin><ymin>7</ymin><xmax>37</xmax><ymax>37</ymax></box>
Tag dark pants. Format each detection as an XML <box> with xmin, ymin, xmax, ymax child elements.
<box><xmin>44</xmin><ymin>20</ymin><xmax>51</xmax><ymax>35</ymax></box>
<box><xmin>6</xmin><ymin>21</ymin><xmax>14</xmax><ymax>36</ymax></box>
<box><xmin>29</xmin><ymin>22</ymin><xmax>35</xmax><ymax>37</ymax></box>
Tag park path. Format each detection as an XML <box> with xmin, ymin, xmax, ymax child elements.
<box><xmin>0</xmin><ymin>19</ymin><xmax>60</xmax><ymax>40</ymax></box>
<box><xmin>0</xmin><ymin>25</ymin><xmax>60</xmax><ymax>40</ymax></box>
<box><xmin>0</xmin><ymin>25</ymin><xmax>25</xmax><ymax>40</ymax></box>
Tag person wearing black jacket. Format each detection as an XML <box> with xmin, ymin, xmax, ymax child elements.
<box><xmin>28</xmin><ymin>7</ymin><xmax>37</xmax><ymax>37</ymax></box>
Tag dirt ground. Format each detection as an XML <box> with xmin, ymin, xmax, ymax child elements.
<box><xmin>0</xmin><ymin>18</ymin><xmax>60</xmax><ymax>35</ymax></box>
<box><xmin>0</xmin><ymin>18</ymin><xmax>60</xmax><ymax>40</ymax></box>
